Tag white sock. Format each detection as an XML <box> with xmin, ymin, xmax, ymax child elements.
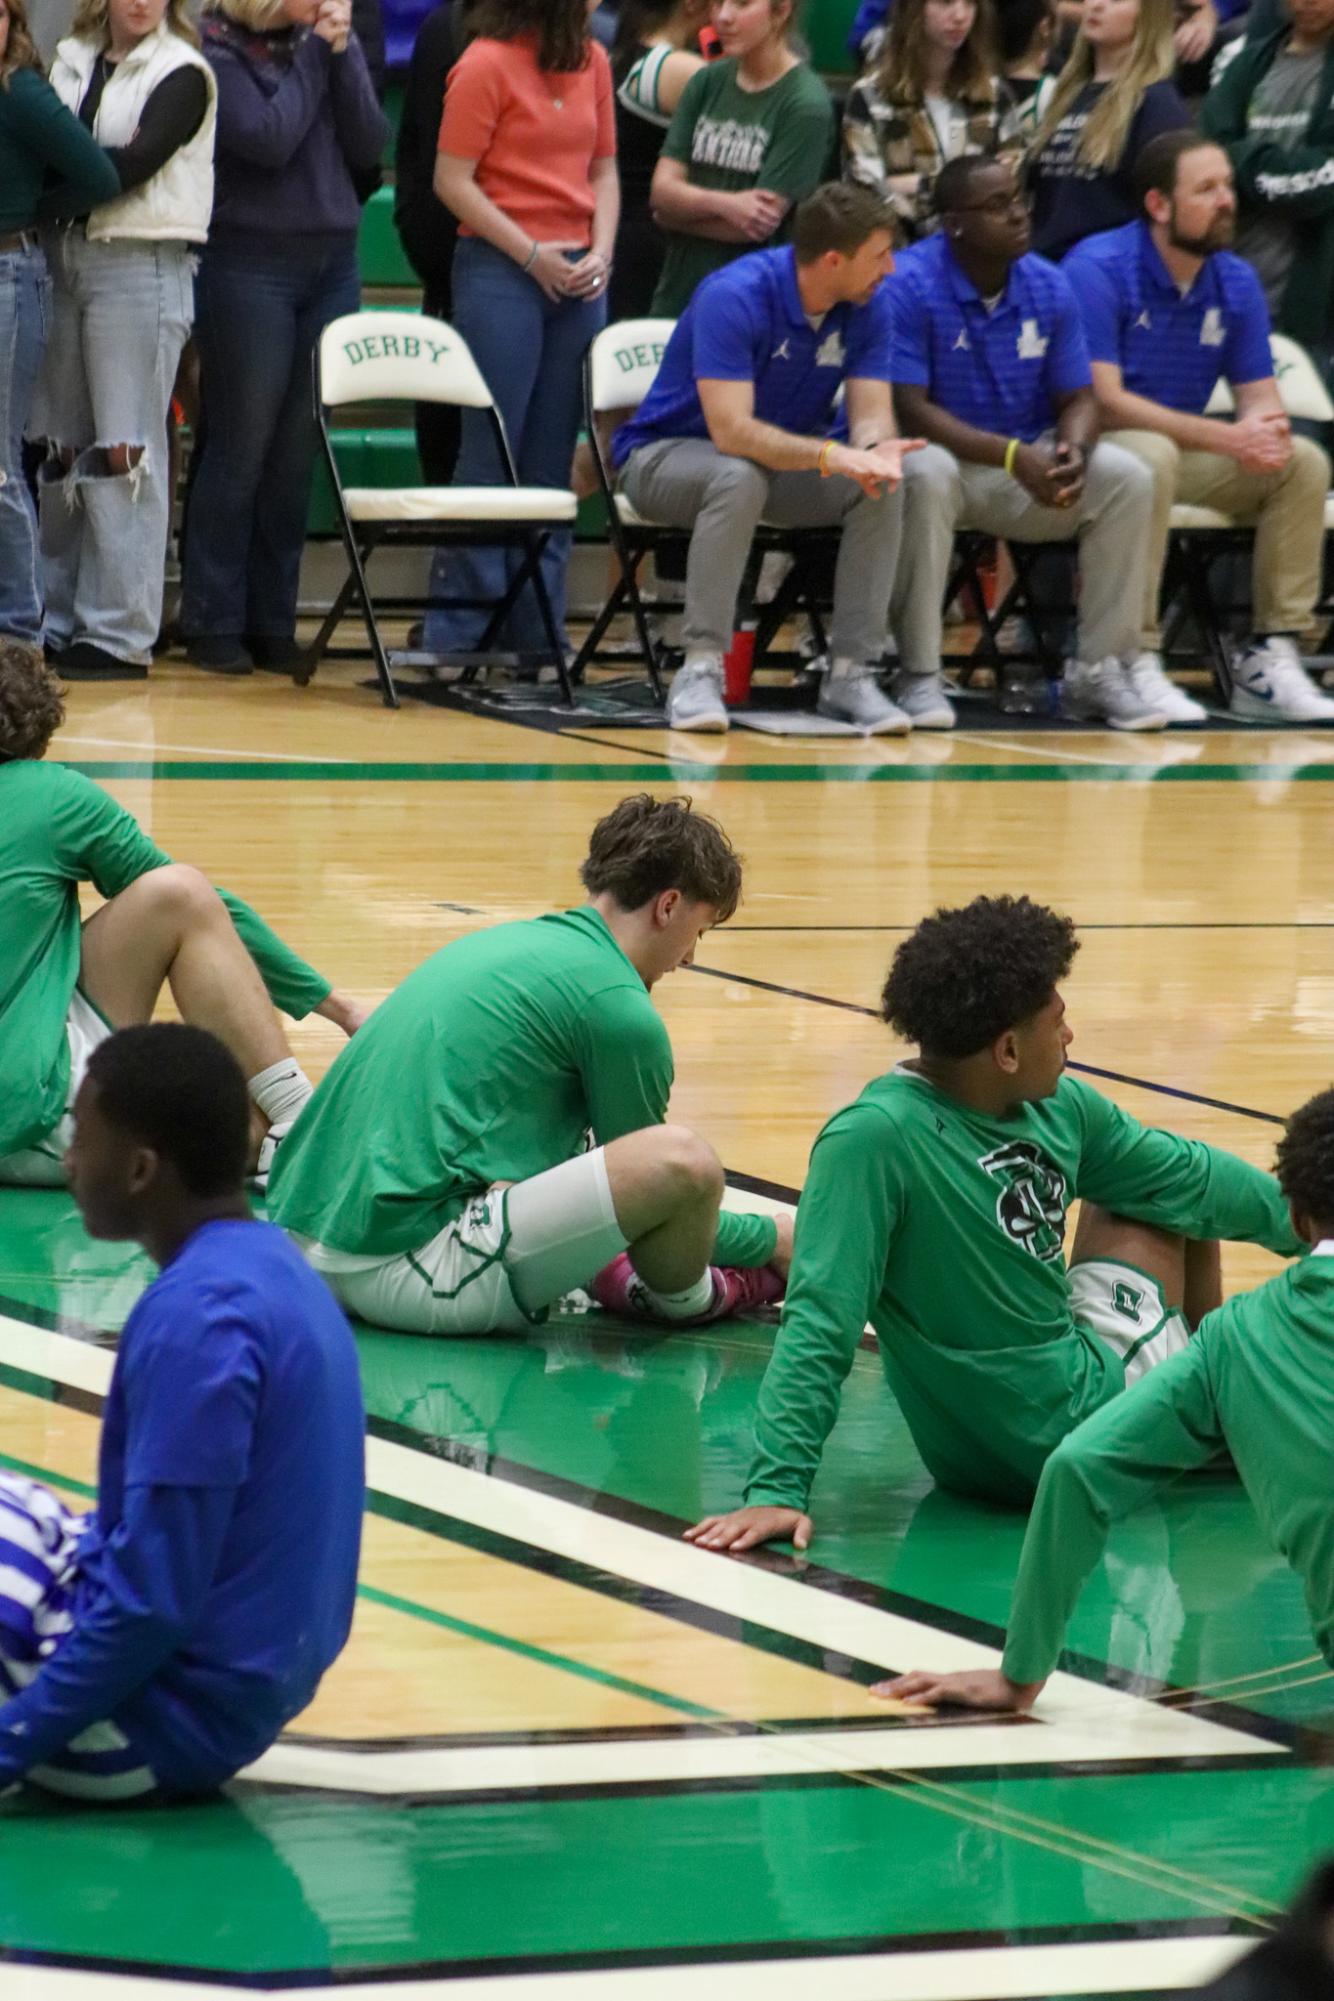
<box><xmin>829</xmin><ymin>656</ymin><xmax>861</xmax><ymax>680</ymax></box>
<box><xmin>248</xmin><ymin>1057</ymin><xmax>313</xmax><ymax>1128</ymax></box>
<box><xmin>639</xmin><ymin>1268</ymin><xmax>718</xmax><ymax>1321</ymax></box>
<box><xmin>684</xmin><ymin>650</ymin><xmax>722</xmax><ymax>673</ymax></box>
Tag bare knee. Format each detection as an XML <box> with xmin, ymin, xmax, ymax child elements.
<box><xmin>654</xmin><ymin>1124</ymin><xmax>724</xmax><ymax>1207</ymax></box>
<box><xmin>134</xmin><ymin>861</ymin><xmax>224</xmax><ymax>930</ymax></box>
<box><xmin>105</xmin><ymin>442</ymin><xmax>146</xmax><ymax>479</ymax></box>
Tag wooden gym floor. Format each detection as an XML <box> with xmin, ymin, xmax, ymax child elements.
<box><xmin>5</xmin><ymin>651</ymin><xmax>1334</xmax><ymax>2001</ymax></box>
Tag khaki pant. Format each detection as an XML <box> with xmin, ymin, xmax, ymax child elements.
<box><xmin>1106</xmin><ymin>428</ymin><xmax>1331</xmax><ymax>649</ymax></box>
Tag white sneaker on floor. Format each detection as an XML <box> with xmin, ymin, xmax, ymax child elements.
<box><xmin>1229</xmin><ymin>637</ymin><xmax>1334</xmax><ymax>723</ymax></box>
<box><xmin>1063</xmin><ymin>657</ymin><xmax>1167</xmax><ymax>731</ymax></box>
<box><xmin>889</xmin><ymin>670</ymin><xmax>956</xmax><ymax>729</ymax></box>
<box><xmin>666</xmin><ymin>656</ymin><xmax>728</xmax><ymax>732</ymax></box>
<box><xmin>1126</xmin><ymin>651</ymin><xmax>1209</xmax><ymax>725</ymax></box>
<box><xmin>818</xmin><ymin>670</ymin><xmax>911</xmax><ymax>735</ymax></box>
<box><xmin>250</xmin><ymin>1119</ymin><xmax>293</xmax><ymax>1193</ymax></box>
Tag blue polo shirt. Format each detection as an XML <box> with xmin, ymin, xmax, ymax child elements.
<box><xmin>613</xmin><ymin>245</ymin><xmax>896</xmax><ymax>469</ymax></box>
<box><xmin>1063</xmin><ymin>221</ymin><xmax>1274</xmax><ymax>417</ymax></box>
<box><xmin>888</xmin><ymin>233</ymin><xmax>1092</xmax><ymax>443</ymax></box>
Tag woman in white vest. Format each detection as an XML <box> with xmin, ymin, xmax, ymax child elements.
<box><xmin>33</xmin><ymin>0</ymin><xmax>216</xmax><ymax>681</ymax></box>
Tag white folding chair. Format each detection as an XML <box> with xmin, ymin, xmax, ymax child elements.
<box><xmin>303</xmin><ymin>310</ymin><xmax>579</xmax><ymax>708</ymax></box>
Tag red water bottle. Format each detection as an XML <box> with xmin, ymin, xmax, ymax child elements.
<box><xmin>723</xmin><ymin>621</ymin><xmax>757</xmax><ymax>705</ymax></box>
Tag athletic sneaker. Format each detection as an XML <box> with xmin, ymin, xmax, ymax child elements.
<box><xmin>889</xmin><ymin>670</ymin><xmax>956</xmax><ymax>729</ymax></box>
<box><xmin>818</xmin><ymin>670</ymin><xmax>911</xmax><ymax>735</ymax></box>
<box><xmin>1062</xmin><ymin>657</ymin><xmax>1167</xmax><ymax>731</ymax></box>
<box><xmin>1126</xmin><ymin>651</ymin><xmax>1209</xmax><ymax>725</ymax></box>
<box><xmin>250</xmin><ymin>1119</ymin><xmax>293</xmax><ymax>1193</ymax></box>
<box><xmin>1229</xmin><ymin>637</ymin><xmax>1334</xmax><ymax>723</ymax></box>
<box><xmin>666</xmin><ymin>656</ymin><xmax>728</xmax><ymax>733</ymax></box>
<box><xmin>590</xmin><ymin>1254</ymin><xmax>785</xmax><ymax>1324</ymax></box>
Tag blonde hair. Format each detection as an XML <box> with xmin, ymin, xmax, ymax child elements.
<box><xmin>1</xmin><ymin>0</ymin><xmax>43</xmax><ymax>83</ymax></box>
<box><xmin>876</xmin><ymin>0</ymin><xmax>999</xmax><ymax>106</ymax></box>
<box><xmin>71</xmin><ymin>0</ymin><xmax>200</xmax><ymax>45</ymax></box>
<box><xmin>1027</xmin><ymin>0</ymin><xmax>1174</xmax><ymax>172</ymax></box>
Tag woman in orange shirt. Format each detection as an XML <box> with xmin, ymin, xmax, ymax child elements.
<box><xmin>427</xmin><ymin>0</ymin><xmax>618</xmax><ymax>663</ymax></box>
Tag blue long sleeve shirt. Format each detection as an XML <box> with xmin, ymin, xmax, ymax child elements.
<box><xmin>0</xmin><ymin>1221</ymin><xmax>365</xmax><ymax>1793</ymax></box>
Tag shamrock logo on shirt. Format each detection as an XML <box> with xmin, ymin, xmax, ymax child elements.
<box><xmin>977</xmin><ymin>1140</ymin><xmax>1068</xmax><ymax>1261</ymax></box>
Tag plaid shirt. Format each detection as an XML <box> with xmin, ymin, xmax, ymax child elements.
<box><xmin>841</xmin><ymin>72</ymin><xmax>1013</xmax><ymax>242</ymax></box>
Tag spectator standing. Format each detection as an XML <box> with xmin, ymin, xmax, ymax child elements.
<box><xmin>0</xmin><ymin>0</ymin><xmax>119</xmax><ymax>649</ymax></box>
<box><xmin>31</xmin><ymin>0</ymin><xmax>214</xmax><ymax>683</ymax></box>
<box><xmin>1066</xmin><ymin>132</ymin><xmax>1334</xmax><ymax>723</ymax></box>
<box><xmin>425</xmin><ymin>0</ymin><xmax>618</xmax><ymax>664</ymax></box>
<box><xmin>888</xmin><ymin>155</ymin><xmax>1162</xmax><ymax>731</ymax></box>
<box><xmin>1026</xmin><ymin>0</ymin><xmax>1189</xmax><ymax>261</ymax></box>
<box><xmin>179</xmin><ymin>0</ymin><xmax>387</xmax><ymax>677</ymax></box>
<box><xmin>1200</xmin><ymin>0</ymin><xmax>1334</xmax><ymax>370</ymax></box>
<box><xmin>393</xmin><ymin>0</ymin><xmax>480</xmax><ymax>483</ymax></box>
<box><xmin>610</xmin><ymin>0</ymin><xmax>708</xmax><ymax>319</ymax></box>
<box><xmin>649</xmin><ymin>0</ymin><xmax>833</xmax><ymax>316</ymax></box>
<box><xmin>997</xmin><ymin>0</ymin><xmax>1057</xmax><ymax>138</ymax></box>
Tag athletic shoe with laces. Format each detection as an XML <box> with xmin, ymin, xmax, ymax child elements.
<box><xmin>1126</xmin><ymin>651</ymin><xmax>1209</xmax><ymax>725</ymax></box>
<box><xmin>889</xmin><ymin>670</ymin><xmax>956</xmax><ymax>729</ymax></box>
<box><xmin>249</xmin><ymin>1118</ymin><xmax>293</xmax><ymax>1193</ymax></box>
<box><xmin>818</xmin><ymin>670</ymin><xmax>911</xmax><ymax>735</ymax></box>
<box><xmin>1062</xmin><ymin>657</ymin><xmax>1167</xmax><ymax>731</ymax></box>
<box><xmin>1229</xmin><ymin>637</ymin><xmax>1334</xmax><ymax>723</ymax></box>
<box><xmin>590</xmin><ymin>1253</ymin><xmax>786</xmax><ymax>1324</ymax></box>
<box><xmin>666</xmin><ymin>656</ymin><xmax>728</xmax><ymax>732</ymax></box>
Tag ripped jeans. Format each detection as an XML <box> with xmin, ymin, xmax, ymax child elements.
<box><xmin>32</xmin><ymin>231</ymin><xmax>194</xmax><ymax>665</ymax></box>
<box><xmin>0</xmin><ymin>240</ymin><xmax>50</xmax><ymax>643</ymax></box>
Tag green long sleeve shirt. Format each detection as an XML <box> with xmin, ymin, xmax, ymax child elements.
<box><xmin>1002</xmin><ymin>1250</ymin><xmax>1334</xmax><ymax>1684</ymax></box>
<box><xmin>745</xmin><ymin>1066</ymin><xmax>1301</xmax><ymax>1509</ymax></box>
<box><xmin>0</xmin><ymin>759</ymin><xmax>333</xmax><ymax>1155</ymax></box>
<box><xmin>268</xmin><ymin>905</ymin><xmax>778</xmax><ymax>1268</ymax></box>
<box><xmin>0</xmin><ymin>67</ymin><xmax>120</xmax><ymax>233</ymax></box>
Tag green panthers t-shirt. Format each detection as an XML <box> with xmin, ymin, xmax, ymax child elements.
<box><xmin>1002</xmin><ymin>1251</ymin><xmax>1334</xmax><ymax>1683</ymax></box>
<box><xmin>268</xmin><ymin>906</ymin><xmax>777</xmax><ymax>1269</ymax></box>
<box><xmin>744</xmin><ymin>1066</ymin><xmax>1301</xmax><ymax>1509</ymax></box>
<box><xmin>652</xmin><ymin>58</ymin><xmax>834</xmax><ymax>315</ymax></box>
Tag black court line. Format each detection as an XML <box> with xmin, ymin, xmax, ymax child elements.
<box><xmin>0</xmin><ymin>1917</ymin><xmax>1267</xmax><ymax>1988</ymax></box>
<box><xmin>0</xmin><ymin>1297</ymin><xmax>1317</xmax><ymax>1757</ymax></box>
<box><xmin>684</xmin><ymin>962</ymin><xmax>1286</xmax><ymax>1127</ymax></box>
<box><xmin>556</xmin><ymin>727</ymin><xmax>676</xmax><ymax>762</ymax></box>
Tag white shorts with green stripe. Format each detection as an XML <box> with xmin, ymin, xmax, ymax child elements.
<box><xmin>1069</xmin><ymin>1257</ymin><xmax>1191</xmax><ymax>1384</ymax></box>
<box><xmin>299</xmin><ymin>1147</ymin><xmax>629</xmax><ymax>1337</ymax></box>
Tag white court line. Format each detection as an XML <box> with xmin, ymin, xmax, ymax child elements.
<box><xmin>58</xmin><ymin>737</ymin><xmax>355</xmax><ymax>765</ymax></box>
<box><xmin>0</xmin><ymin>1312</ymin><xmax>1281</xmax><ymax>1772</ymax></box>
<box><xmin>3</xmin><ymin>1934</ymin><xmax>1255</xmax><ymax>2000</ymax></box>
<box><xmin>950</xmin><ymin>731</ymin><xmax>1162</xmax><ymax>769</ymax></box>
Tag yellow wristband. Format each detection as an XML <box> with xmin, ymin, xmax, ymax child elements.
<box><xmin>818</xmin><ymin>439</ymin><xmax>835</xmax><ymax>478</ymax></box>
<box><xmin>1003</xmin><ymin>437</ymin><xmax>1020</xmax><ymax>478</ymax></box>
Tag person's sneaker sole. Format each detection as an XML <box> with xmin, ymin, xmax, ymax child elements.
<box><xmin>1230</xmin><ymin>689</ymin><xmax>1334</xmax><ymax>724</ymax></box>
<box><xmin>666</xmin><ymin>709</ymin><xmax>729</xmax><ymax>732</ymax></box>
<box><xmin>817</xmin><ymin>699</ymin><xmax>911</xmax><ymax>736</ymax></box>
<box><xmin>1064</xmin><ymin>700</ymin><xmax>1166</xmax><ymax>732</ymax></box>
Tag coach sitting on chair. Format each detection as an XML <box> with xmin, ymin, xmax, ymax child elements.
<box><xmin>614</xmin><ymin>181</ymin><xmax>923</xmax><ymax>736</ymax></box>
<box><xmin>1064</xmin><ymin>131</ymin><xmax>1334</xmax><ymax>727</ymax></box>
<box><xmin>888</xmin><ymin>156</ymin><xmax>1163</xmax><ymax>733</ymax></box>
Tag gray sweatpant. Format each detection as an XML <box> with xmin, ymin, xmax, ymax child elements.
<box><xmin>890</xmin><ymin>439</ymin><xmax>1154</xmax><ymax>673</ymax></box>
<box><xmin>621</xmin><ymin>437</ymin><xmax>903</xmax><ymax>663</ymax></box>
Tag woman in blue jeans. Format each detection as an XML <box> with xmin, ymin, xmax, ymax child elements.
<box><xmin>0</xmin><ymin>0</ymin><xmax>119</xmax><ymax>648</ymax></box>
<box><xmin>428</xmin><ymin>0</ymin><xmax>618</xmax><ymax>663</ymax></box>
<box><xmin>181</xmin><ymin>0</ymin><xmax>387</xmax><ymax>675</ymax></box>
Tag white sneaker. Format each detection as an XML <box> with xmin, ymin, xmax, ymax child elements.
<box><xmin>1063</xmin><ymin>657</ymin><xmax>1167</xmax><ymax>731</ymax></box>
<box><xmin>1229</xmin><ymin>637</ymin><xmax>1334</xmax><ymax>724</ymax></box>
<box><xmin>1127</xmin><ymin>651</ymin><xmax>1209</xmax><ymax>725</ymax></box>
<box><xmin>250</xmin><ymin>1119</ymin><xmax>293</xmax><ymax>1193</ymax></box>
<box><xmin>818</xmin><ymin>670</ymin><xmax>911</xmax><ymax>735</ymax></box>
<box><xmin>890</xmin><ymin>670</ymin><xmax>956</xmax><ymax>729</ymax></box>
<box><xmin>666</xmin><ymin>656</ymin><xmax>728</xmax><ymax>732</ymax></box>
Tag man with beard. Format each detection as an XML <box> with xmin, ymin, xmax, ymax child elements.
<box><xmin>1065</xmin><ymin>130</ymin><xmax>1334</xmax><ymax>725</ymax></box>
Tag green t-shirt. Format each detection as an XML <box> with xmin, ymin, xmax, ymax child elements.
<box><xmin>0</xmin><ymin>759</ymin><xmax>333</xmax><ymax>1155</ymax></box>
<box><xmin>1002</xmin><ymin>1251</ymin><xmax>1334</xmax><ymax>1684</ymax></box>
<box><xmin>744</xmin><ymin>1066</ymin><xmax>1301</xmax><ymax>1510</ymax></box>
<box><xmin>267</xmin><ymin>905</ymin><xmax>777</xmax><ymax>1268</ymax></box>
<box><xmin>0</xmin><ymin>67</ymin><xmax>120</xmax><ymax>234</ymax></box>
<box><xmin>651</xmin><ymin>58</ymin><xmax>835</xmax><ymax>315</ymax></box>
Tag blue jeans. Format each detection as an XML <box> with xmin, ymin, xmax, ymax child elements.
<box><xmin>424</xmin><ymin>237</ymin><xmax>606</xmax><ymax>656</ymax></box>
<box><xmin>182</xmin><ymin>233</ymin><xmax>360</xmax><ymax>641</ymax></box>
<box><xmin>0</xmin><ymin>242</ymin><xmax>50</xmax><ymax>643</ymax></box>
<box><xmin>32</xmin><ymin>231</ymin><xmax>193</xmax><ymax>664</ymax></box>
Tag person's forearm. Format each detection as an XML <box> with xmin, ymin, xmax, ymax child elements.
<box><xmin>590</xmin><ymin>159</ymin><xmax>619</xmax><ymax>261</ymax></box>
<box><xmin>849</xmin><ymin>404</ymin><xmax>898</xmax><ymax>450</ymax></box>
<box><xmin>1055</xmin><ymin>392</ymin><xmax>1098</xmax><ymax>458</ymax></box>
<box><xmin>999</xmin><ymin>1448</ymin><xmax>1109</xmax><ymax>1686</ymax></box>
<box><xmin>897</xmin><ymin>392</ymin><xmax>1008</xmax><ymax>467</ymax></box>
<box><xmin>713</xmin><ymin>1210</ymin><xmax>779</xmax><ymax>1267</ymax></box>
<box><xmin>652</xmin><ymin>172</ymin><xmax>741</xmax><ymax>234</ymax></box>
<box><xmin>434</xmin><ymin>163</ymin><xmax>532</xmax><ymax>264</ymax></box>
<box><xmin>1099</xmin><ymin>385</ymin><xmax>1237</xmax><ymax>455</ymax></box>
<box><xmin>215</xmin><ymin>887</ymin><xmax>333</xmax><ymax>1020</ymax></box>
<box><xmin>660</xmin><ymin>212</ymin><xmax>750</xmax><ymax>243</ymax></box>
<box><xmin>708</xmin><ymin>412</ymin><xmax>829</xmax><ymax>472</ymax></box>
